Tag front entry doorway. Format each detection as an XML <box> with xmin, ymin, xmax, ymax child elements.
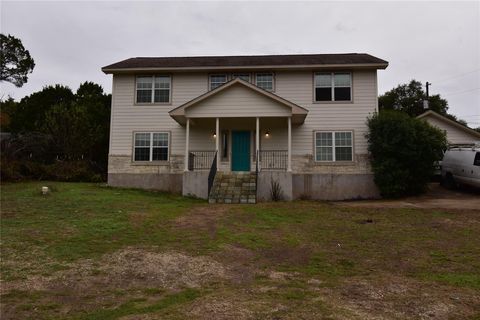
<box><xmin>231</xmin><ymin>131</ymin><xmax>250</xmax><ymax>171</ymax></box>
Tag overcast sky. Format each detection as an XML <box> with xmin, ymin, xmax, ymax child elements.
<box><xmin>1</xmin><ymin>1</ymin><xmax>479</xmax><ymax>127</ymax></box>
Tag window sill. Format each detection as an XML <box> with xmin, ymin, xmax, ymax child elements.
<box><xmin>131</xmin><ymin>161</ymin><xmax>170</xmax><ymax>166</ymax></box>
<box><xmin>312</xmin><ymin>100</ymin><xmax>353</xmax><ymax>104</ymax></box>
<box><xmin>134</xmin><ymin>102</ymin><xmax>172</xmax><ymax>106</ymax></box>
<box><xmin>313</xmin><ymin>161</ymin><xmax>356</xmax><ymax>166</ymax></box>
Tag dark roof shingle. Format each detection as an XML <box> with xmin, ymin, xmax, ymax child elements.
<box><xmin>102</xmin><ymin>53</ymin><xmax>388</xmax><ymax>72</ymax></box>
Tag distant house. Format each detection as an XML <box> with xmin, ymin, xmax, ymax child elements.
<box><xmin>417</xmin><ymin>110</ymin><xmax>480</xmax><ymax>145</ymax></box>
<box><xmin>102</xmin><ymin>53</ymin><xmax>389</xmax><ymax>202</ymax></box>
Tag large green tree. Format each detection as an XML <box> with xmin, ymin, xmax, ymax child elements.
<box><xmin>41</xmin><ymin>82</ymin><xmax>111</xmax><ymax>167</ymax></box>
<box><xmin>74</xmin><ymin>82</ymin><xmax>111</xmax><ymax>167</ymax></box>
<box><xmin>367</xmin><ymin>111</ymin><xmax>447</xmax><ymax>197</ymax></box>
<box><xmin>2</xmin><ymin>82</ymin><xmax>111</xmax><ymax>179</ymax></box>
<box><xmin>379</xmin><ymin>80</ymin><xmax>449</xmax><ymax>117</ymax></box>
<box><xmin>0</xmin><ymin>34</ymin><xmax>35</xmax><ymax>87</ymax></box>
<box><xmin>8</xmin><ymin>84</ymin><xmax>75</xmax><ymax>133</ymax></box>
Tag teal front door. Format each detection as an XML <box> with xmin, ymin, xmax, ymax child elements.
<box><xmin>232</xmin><ymin>131</ymin><xmax>251</xmax><ymax>171</ymax></box>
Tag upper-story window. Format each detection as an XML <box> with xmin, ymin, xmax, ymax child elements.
<box><xmin>232</xmin><ymin>73</ymin><xmax>251</xmax><ymax>82</ymax></box>
<box><xmin>136</xmin><ymin>75</ymin><xmax>171</xmax><ymax>104</ymax></box>
<box><xmin>314</xmin><ymin>72</ymin><xmax>352</xmax><ymax>102</ymax></box>
<box><xmin>255</xmin><ymin>73</ymin><xmax>274</xmax><ymax>91</ymax></box>
<box><xmin>210</xmin><ymin>74</ymin><xmax>228</xmax><ymax>90</ymax></box>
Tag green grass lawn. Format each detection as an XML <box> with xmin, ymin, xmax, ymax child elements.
<box><xmin>1</xmin><ymin>182</ymin><xmax>479</xmax><ymax>320</ymax></box>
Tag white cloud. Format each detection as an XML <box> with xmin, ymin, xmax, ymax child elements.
<box><xmin>1</xmin><ymin>1</ymin><xmax>479</xmax><ymax>126</ymax></box>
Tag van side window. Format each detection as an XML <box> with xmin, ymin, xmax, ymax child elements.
<box><xmin>474</xmin><ymin>152</ymin><xmax>480</xmax><ymax>166</ymax></box>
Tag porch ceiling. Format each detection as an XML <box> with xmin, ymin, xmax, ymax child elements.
<box><xmin>169</xmin><ymin>78</ymin><xmax>308</xmax><ymax>125</ymax></box>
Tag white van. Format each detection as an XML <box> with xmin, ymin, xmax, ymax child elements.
<box><xmin>441</xmin><ymin>143</ymin><xmax>480</xmax><ymax>188</ymax></box>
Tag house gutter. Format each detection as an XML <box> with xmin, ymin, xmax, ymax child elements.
<box><xmin>102</xmin><ymin>63</ymin><xmax>388</xmax><ymax>74</ymax></box>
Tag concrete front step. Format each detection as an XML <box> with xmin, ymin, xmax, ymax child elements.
<box><xmin>209</xmin><ymin>171</ymin><xmax>257</xmax><ymax>204</ymax></box>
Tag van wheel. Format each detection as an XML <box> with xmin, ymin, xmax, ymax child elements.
<box><xmin>443</xmin><ymin>173</ymin><xmax>456</xmax><ymax>189</ymax></box>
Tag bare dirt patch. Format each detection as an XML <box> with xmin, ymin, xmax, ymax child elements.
<box><xmin>261</xmin><ymin>244</ymin><xmax>312</xmax><ymax>266</ymax></box>
<box><xmin>337</xmin><ymin>184</ymin><xmax>480</xmax><ymax>210</ymax></box>
<box><xmin>315</xmin><ymin>275</ymin><xmax>480</xmax><ymax>320</ymax></box>
<box><xmin>128</xmin><ymin>212</ymin><xmax>149</xmax><ymax>228</ymax></box>
<box><xmin>213</xmin><ymin>244</ymin><xmax>258</xmax><ymax>284</ymax></box>
<box><xmin>3</xmin><ymin>247</ymin><xmax>229</xmax><ymax>293</ymax></box>
<box><xmin>1</xmin><ymin>248</ymin><xmax>231</xmax><ymax>319</ymax></box>
<box><xmin>183</xmin><ymin>290</ymin><xmax>286</xmax><ymax>320</ymax></box>
<box><xmin>174</xmin><ymin>205</ymin><xmax>231</xmax><ymax>238</ymax></box>
<box><xmin>186</xmin><ymin>297</ymin><xmax>257</xmax><ymax>320</ymax></box>
<box><xmin>3</xmin><ymin>246</ymin><xmax>479</xmax><ymax>320</ymax></box>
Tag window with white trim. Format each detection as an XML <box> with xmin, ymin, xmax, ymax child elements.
<box><xmin>315</xmin><ymin>131</ymin><xmax>353</xmax><ymax>161</ymax></box>
<box><xmin>255</xmin><ymin>73</ymin><xmax>274</xmax><ymax>91</ymax></box>
<box><xmin>232</xmin><ymin>73</ymin><xmax>250</xmax><ymax>82</ymax></box>
<box><xmin>136</xmin><ymin>76</ymin><xmax>171</xmax><ymax>103</ymax></box>
<box><xmin>314</xmin><ymin>72</ymin><xmax>352</xmax><ymax>102</ymax></box>
<box><xmin>210</xmin><ymin>74</ymin><xmax>228</xmax><ymax>90</ymax></box>
<box><xmin>134</xmin><ymin>132</ymin><xmax>169</xmax><ymax>161</ymax></box>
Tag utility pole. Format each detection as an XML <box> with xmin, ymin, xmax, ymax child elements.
<box><xmin>423</xmin><ymin>82</ymin><xmax>431</xmax><ymax>110</ymax></box>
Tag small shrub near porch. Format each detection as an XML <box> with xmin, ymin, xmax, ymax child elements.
<box><xmin>366</xmin><ymin>111</ymin><xmax>447</xmax><ymax>198</ymax></box>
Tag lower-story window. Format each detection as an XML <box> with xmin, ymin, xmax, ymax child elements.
<box><xmin>134</xmin><ymin>132</ymin><xmax>169</xmax><ymax>161</ymax></box>
<box><xmin>315</xmin><ymin>131</ymin><xmax>353</xmax><ymax>161</ymax></box>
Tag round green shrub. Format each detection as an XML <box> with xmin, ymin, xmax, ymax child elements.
<box><xmin>366</xmin><ymin>111</ymin><xmax>447</xmax><ymax>198</ymax></box>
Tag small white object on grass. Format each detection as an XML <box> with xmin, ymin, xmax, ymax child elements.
<box><xmin>41</xmin><ymin>186</ymin><xmax>49</xmax><ymax>195</ymax></box>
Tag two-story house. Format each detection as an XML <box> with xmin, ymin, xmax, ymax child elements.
<box><xmin>102</xmin><ymin>53</ymin><xmax>389</xmax><ymax>203</ymax></box>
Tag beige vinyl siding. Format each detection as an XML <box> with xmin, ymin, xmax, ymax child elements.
<box><xmin>110</xmin><ymin>73</ymin><xmax>205</xmax><ymax>155</ymax></box>
<box><xmin>109</xmin><ymin>70</ymin><xmax>377</xmax><ymax>157</ymax></box>
<box><xmin>258</xmin><ymin>118</ymin><xmax>289</xmax><ymax>150</ymax></box>
<box><xmin>185</xmin><ymin>84</ymin><xmax>291</xmax><ymax>118</ymax></box>
<box><xmin>187</xmin><ymin>119</ymin><xmax>289</xmax><ymax>151</ymax></box>
<box><xmin>422</xmin><ymin>115</ymin><xmax>479</xmax><ymax>144</ymax></box>
<box><xmin>275</xmin><ymin>70</ymin><xmax>376</xmax><ymax>155</ymax></box>
<box><xmin>188</xmin><ymin>126</ymin><xmax>216</xmax><ymax>151</ymax></box>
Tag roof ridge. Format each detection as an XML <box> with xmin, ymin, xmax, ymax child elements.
<box><xmin>102</xmin><ymin>53</ymin><xmax>389</xmax><ymax>73</ymax></box>
<box><xmin>133</xmin><ymin>53</ymin><xmax>366</xmax><ymax>59</ymax></box>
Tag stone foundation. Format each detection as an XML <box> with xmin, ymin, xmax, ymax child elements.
<box><xmin>291</xmin><ymin>154</ymin><xmax>372</xmax><ymax>174</ymax></box>
<box><xmin>108</xmin><ymin>154</ymin><xmax>184</xmax><ymax>193</ymax></box>
<box><xmin>108</xmin><ymin>173</ymin><xmax>183</xmax><ymax>193</ymax></box>
<box><xmin>108</xmin><ymin>153</ymin><xmax>379</xmax><ymax>201</ymax></box>
<box><xmin>292</xmin><ymin>173</ymin><xmax>379</xmax><ymax>200</ymax></box>
<box><xmin>257</xmin><ymin>171</ymin><xmax>293</xmax><ymax>201</ymax></box>
<box><xmin>182</xmin><ymin>171</ymin><xmax>210</xmax><ymax>199</ymax></box>
<box><xmin>108</xmin><ymin>154</ymin><xmax>184</xmax><ymax>174</ymax></box>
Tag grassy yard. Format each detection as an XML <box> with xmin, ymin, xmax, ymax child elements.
<box><xmin>1</xmin><ymin>182</ymin><xmax>479</xmax><ymax>319</ymax></box>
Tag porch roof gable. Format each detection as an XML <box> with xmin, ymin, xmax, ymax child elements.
<box><xmin>169</xmin><ymin>78</ymin><xmax>308</xmax><ymax>125</ymax></box>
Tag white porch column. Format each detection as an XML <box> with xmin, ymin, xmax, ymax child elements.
<box><xmin>216</xmin><ymin>117</ymin><xmax>220</xmax><ymax>168</ymax></box>
<box><xmin>287</xmin><ymin>116</ymin><xmax>292</xmax><ymax>172</ymax></box>
<box><xmin>256</xmin><ymin>117</ymin><xmax>260</xmax><ymax>170</ymax></box>
<box><xmin>184</xmin><ymin>118</ymin><xmax>190</xmax><ymax>171</ymax></box>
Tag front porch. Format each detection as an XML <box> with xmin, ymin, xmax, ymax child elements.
<box><xmin>183</xmin><ymin>116</ymin><xmax>294</xmax><ymax>203</ymax></box>
<box><xmin>184</xmin><ymin>117</ymin><xmax>293</xmax><ymax>173</ymax></box>
<box><xmin>169</xmin><ymin>78</ymin><xmax>308</xmax><ymax>202</ymax></box>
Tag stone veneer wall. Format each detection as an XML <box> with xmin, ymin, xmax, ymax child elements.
<box><xmin>291</xmin><ymin>154</ymin><xmax>373</xmax><ymax>174</ymax></box>
<box><xmin>108</xmin><ymin>153</ymin><xmax>379</xmax><ymax>200</ymax></box>
<box><xmin>289</xmin><ymin>154</ymin><xmax>379</xmax><ymax>200</ymax></box>
<box><xmin>108</xmin><ymin>154</ymin><xmax>372</xmax><ymax>176</ymax></box>
<box><xmin>108</xmin><ymin>155</ymin><xmax>184</xmax><ymax>193</ymax></box>
<box><xmin>291</xmin><ymin>174</ymin><xmax>379</xmax><ymax>200</ymax></box>
<box><xmin>108</xmin><ymin>155</ymin><xmax>185</xmax><ymax>174</ymax></box>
